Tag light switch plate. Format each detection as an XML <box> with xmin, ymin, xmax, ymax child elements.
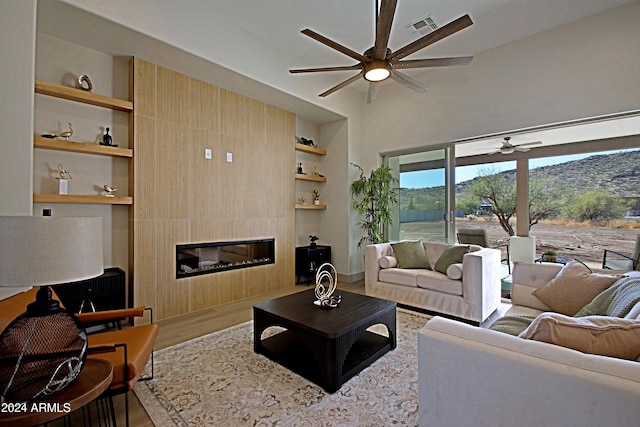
<box><xmin>205</xmin><ymin>148</ymin><xmax>212</xmax><ymax>159</ymax></box>
<box><xmin>226</xmin><ymin>152</ymin><xmax>233</xmax><ymax>162</ymax></box>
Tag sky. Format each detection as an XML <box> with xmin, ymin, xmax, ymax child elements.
<box><xmin>399</xmin><ymin>150</ymin><xmax>636</xmax><ymax>189</ymax></box>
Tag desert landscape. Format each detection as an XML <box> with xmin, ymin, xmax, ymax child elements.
<box><xmin>400</xmin><ymin>218</ymin><xmax>639</xmax><ymax>266</ymax></box>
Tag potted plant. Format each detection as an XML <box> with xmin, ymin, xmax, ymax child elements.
<box><xmin>308</xmin><ymin>235</ymin><xmax>319</xmax><ymax>248</ymax></box>
<box><xmin>350</xmin><ymin>163</ymin><xmax>399</xmax><ymax>248</ymax></box>
<box><xmin>542</xmin><ymin>249</ymin><xmax>557</xmax><ymax>262</ymax></box>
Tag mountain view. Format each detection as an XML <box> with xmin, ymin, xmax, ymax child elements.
<box><xmin>401</xmin><ymin>149</ymin><xmax>640</xmax><ymax>207</ymax></box>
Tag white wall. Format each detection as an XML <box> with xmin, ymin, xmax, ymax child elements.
<box><xmin>0</xmin><ymin>0</ymin><xmax>36</xmax><ymax>215</ymax></box>
<box><xmin>358</xmin><ymin>2</ymin><xmax>640</xmax><ymax>167</ymax></box>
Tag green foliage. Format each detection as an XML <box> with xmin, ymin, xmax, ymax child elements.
<box><xmin>465</xmin><ymin>167</ymin><xmax>561</xmax><ymax>236</ymax></box>
<box><xmin>350</xmin><ymin>163</ymin><xmax>399</xmax><ymax>248</ymax></box>
<box><xmin>561</xmin><ymin>189</ymin><xmax>632</xmax><ymax>222</ymax></box>
<box><xmin>465</xmin><ymin>167</ymin><xmax>517</xmax><ymax>235</ymax></box>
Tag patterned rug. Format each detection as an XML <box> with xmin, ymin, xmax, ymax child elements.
<box><xmin>134</xmin><ymin>309</ymin><xmax>429</xmax><ymax>426</ymax></box>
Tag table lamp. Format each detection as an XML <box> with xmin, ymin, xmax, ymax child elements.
<box><xmin>0</xmin><ymin>216</ymin><xmax>103</xmax><ymax>402</ymax></box>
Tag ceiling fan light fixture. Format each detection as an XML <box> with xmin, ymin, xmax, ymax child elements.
<box><xmin>364</xmin><ymin>61</ymin><xmax>391</xmax><ymax>82</ymax></box>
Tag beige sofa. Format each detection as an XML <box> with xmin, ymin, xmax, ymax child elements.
<box><xmin>418</xmin><ymin>261</ymin><xmax>640</xmax><ymax>427</ymax></box>
<box><xmin>365</xmin><ymin>241</ymin><xmax>502</xmax><ymax>324</ymax></box>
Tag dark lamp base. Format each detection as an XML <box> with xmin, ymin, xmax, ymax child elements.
<box><xmin>26</xmin><ymin>286</ymin><xmax>63</xmax><ymax>316</ymax></box>
<box><xmin>0</xmin><ymin>289</ymin><xmax>87</xmax><ymax>401</ymax></box>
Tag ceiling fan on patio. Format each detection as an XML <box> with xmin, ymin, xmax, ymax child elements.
<box><xmin>289</xmin><ymin>0</ymin><xmax>474</xmax><ymax>103</ymax></box>
<box><xmin>490</xmin><ymin>137</ymin><xmax>542</xmax><ymax>155</ymax></box>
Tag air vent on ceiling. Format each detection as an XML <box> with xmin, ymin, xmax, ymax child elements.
<box><xmin>405</xmin><ymin>15</ymin><xmax>439</xmax><ymax>36</ymax></box>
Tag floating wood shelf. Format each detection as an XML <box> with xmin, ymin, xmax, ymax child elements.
<box><xmin>295</xmin><ymin>173</ymin><xmax>327</xmax><ymax>183</ymax></box>
<box><xmin>295</xmin><ymin>143</ymin><xmax>327</xmax><ymax>156</ymax></box>
<box><xmin>33</xmin><ymin>194</ymin><xmax>133</xmax><ymax>205</ymax></box>
<box><xmin>295</xmin><ymin>204</ymin><xmax>327</xmax><ymax>210</ymax></box>
<box><xmin>35</xmin><ymin>80</ymin><xmax>133</xmax><ymax>112</ymax></box>
<box><xmin>34</xmin><ymin>136</ymin><xmax>133</xmax><ymax>158</ymax></box>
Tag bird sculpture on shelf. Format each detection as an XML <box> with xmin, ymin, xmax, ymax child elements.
<box><xmin>103</xmin><ymin>185</ymin><xmax>117</xmax><ymax>197</ymax></box>
<box><xmin>58</xmin><ymin>123</ymin><xmax>73</xmax><ymax>140</ymax></box>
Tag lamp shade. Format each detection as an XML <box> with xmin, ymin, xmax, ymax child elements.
<box><xmin>0</xmin><ymin>216</ymin><xmax>103</xmax><ymax>287</ymax></box>
<box><xmin>0</xmin><ymin>216</ymin><xmax>103</xmax><ymax>401</ymax></box>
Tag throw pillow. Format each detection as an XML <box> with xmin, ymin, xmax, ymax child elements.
<box><xmin>446</xmin><ymin>263</ymin><xmax>464</xmax><ymax>280</ymax></box>
<box><xmin>532</xmin><ymin>260</ymin><xmax>623</xmax><ymax>316</ymax></box>
<box><xmin>433</xmin><ymin>245</ymin><xmax>469</xmax><ymax>275</ymax></box>
<box><xmin>519</xmin><ymin>312</ymin><xmax>640</xmax><ymax>361</ymax></box>
<box><xmin>378</xmin><ymin>256</ymin><xmax>398</xmax><ymax>269</ymax></box>
<box><xmin>391</xmin><ymin>240</ymin><xmax>430</xmax><ymax>269</ymax></box>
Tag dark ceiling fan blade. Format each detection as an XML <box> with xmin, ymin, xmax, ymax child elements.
<box><xmin>390</xmin><ymin>71</ymin><xmax>428</xmax><ymax>93</ymax></box>
<box><xmin>319</xmin><ymin>71</ymin><xmax>364</xmax><ymax>97</ymax></box>
<box><xmin>290</xmin><ymin>64</ymin><xmax>362</xmax><ymax>74</ymax></box>
<box><xmin>301</xmin><ymin>29</ymin><xmax>371</xmax><ymax>63</ymax></box>
<box><xmin>393</xmin><ymin>56</ymin><xmax>473</xmax><ymax>69</ymax></box>
<box><xmin>367</xmin><ymin>82</ymin><xmax>379</xmax><ymax>104</ymax></box>
<box><xmin>373</xmin><ymin>0</ymin><xmax>397</xmax><ymax>60</ymax></box>
<box><xmin>388</xmin><ymin>14</ymin><xmax>473</xmax><ymax>63</ymax></box>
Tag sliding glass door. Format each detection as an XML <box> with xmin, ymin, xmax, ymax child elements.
<box><xmin>385</xmin><ymin>147</ymin><xmax>455</xmax><ymax>243</ymax></box>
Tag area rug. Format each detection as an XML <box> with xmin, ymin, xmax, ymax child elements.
<box><xmin>134</xmin><ymin>308</ymin><xmax>429</xmax><ymax>426</ymax></box>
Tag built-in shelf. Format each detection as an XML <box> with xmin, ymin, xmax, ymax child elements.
<box><xmin>295</xmin><ymin>143</ymin><xmax>327</xmax><ymax>156</ymax></box>
<box><xmin>33</xmin><ymin>79</ymin><xmax>134</xmax><ymax>208</ymax></box>
<box><xmin>295</xmin><ymin>204</ymin><xmax>327</xmax><ymax>210</ymax></box>
<box><xmin>295</xmin><ymin>173</ymin><xmax>327</xmax><ymax>183</ymax></box>
<box><xmin>35</xmin><ymin>80</ymin><xmax>133</xmax><ymax>112</ymax></box>
<box><xmin>34</xmin><ymin>136</ymin><xmax>133</xmax><ymax>158</ymax></box>
<box><xmin>33</xmin><ymin>194</ymin><xmax>133</xmax><ymax>205</ymax></box>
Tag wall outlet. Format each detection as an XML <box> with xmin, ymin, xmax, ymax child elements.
<box><xmin>205</xmin><ymin>148</ymin><xmax>212</xmax><ymax>159</ymax></box>
<box><xmin>226</xmin><ymin>152</ymin><xmax>233</xmax><ymax>162</ymax></box>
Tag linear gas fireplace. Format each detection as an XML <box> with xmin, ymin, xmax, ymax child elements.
<box><xmin>176</xmin><ymin>238</ymin><xmax>275</xmax><ymax>279</ymax></box>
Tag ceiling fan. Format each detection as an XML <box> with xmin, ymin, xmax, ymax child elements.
<box><xmin>289</xmin><ymin>0</ymin><xmax>474</xmax><ymax>103</ymax></box>
<box><xmin>490</xmin><ymin>137</ymin><xmax>542</xmax><ymax>155</ymax></box>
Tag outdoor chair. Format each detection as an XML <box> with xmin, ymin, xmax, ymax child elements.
<box><xmin>602</xmin><ymin>234</ymin><xmax>640</xmax><ymax>271</ymax></box>
<box><xmin>77</xmin><ymin>307</ymin><xmax>159</xmax><ymax>427</ymax></box>
<box><xmin>457</xmin><ymin>228</ymin><xmax>511</xmax><ymax>274</ymax></box>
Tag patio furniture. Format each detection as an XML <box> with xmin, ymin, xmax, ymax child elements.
<box><xmin>603</xmin><ymin>234</ymin><xmax>640</xmax><ymax>271</ymax></box>
<box><xmin>457</xmin><ymin>228</ymin><xmax>511</xmax><ymax>273</ymax></box>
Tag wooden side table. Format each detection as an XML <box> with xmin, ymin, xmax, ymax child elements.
<box><xmin>0</xmin><ymin>359</ymin><xmax>113</xmax><ymax>427</ymax></box>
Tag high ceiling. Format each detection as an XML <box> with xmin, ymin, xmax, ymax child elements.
<box><xmin>54</xmin><ymin>0</ymin><xmax>634</xmax><ymax>97</ymax></box>
<box><xmin>43</xmin><ymin>0</ymin><xmax>640</xmax><ymax>153</ymax></box>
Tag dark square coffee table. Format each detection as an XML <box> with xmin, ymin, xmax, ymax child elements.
<box><xmin>253</xmin><ymin>289</ymin><xmax>396</xmax><ymax>392</ymax></box>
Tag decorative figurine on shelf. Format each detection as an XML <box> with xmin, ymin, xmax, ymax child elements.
<box><xmin>297</xmin><ymin>162</ymin><xmax>305</xmax><ymax>174</ymax></box>
<box><xmin>313</xmin><ymin>166</ymin><xmax>325</xmax><ymax>178</ymax></box>
<box><xmin>57</xmin><ymin>163</ymin><xmax>72</xmax><ymax>181</ymax></box>
<box><xmin>57</xmin><ymin>123</ymin><xmax>73</xmax><ymax>140</ymax></box>
<box><xmin>75</xmin><ymin>74</ymin><xmax>93</xmax><ymax>92</ymax></box>
<box><xmin>313</xmin><ymin>189</ymin><xmax>320</xmax><ymax>205</ymax></box>
<box><xmin>299</xmin><ymin>196</ymin><xmax>307</xmax><ymax>205</ymax></box>
<box><xmin>100</xmin><ymin>127</ymin><xmax>117</xmax><ymax>147</ymax></box>
<box><xmin>298</xmin><ymin>137</ymin><xmax>317</xmax><ymax>148</ymax></box>
<box><xmin>56</xmin><ymin>163</ymin><xmax>72</xmax><ymax>195</ymax></box>
<box><xmin>308</xmin><ymin>235</ymin><xmax>319</xmax><ymax>248</ymax></box>
<box><xmin>314</xmin><ymin>263</ymin><xmax>341</xmax><ymax>308</ymax></box>
<box><xmin>103</xmin><ymin>185</ymin><xmax>117</xmax><ymax>197</ymax></box>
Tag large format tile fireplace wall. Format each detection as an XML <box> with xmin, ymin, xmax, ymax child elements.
<box><xmin>132</xmin><ymin>58</ymin><xmax>295</xmax><ymax>321</ymax></box>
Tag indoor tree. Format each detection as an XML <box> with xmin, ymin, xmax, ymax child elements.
<box><xmin>350</xmin><ymin>163</ymin><xmax>399</xmax><ymax>247</ymax></box>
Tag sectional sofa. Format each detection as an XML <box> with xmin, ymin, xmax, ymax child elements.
<box><xmin>418</xmin><ymin>261</ymin><xmax>640</xmax><ymax>427</ymax></box>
